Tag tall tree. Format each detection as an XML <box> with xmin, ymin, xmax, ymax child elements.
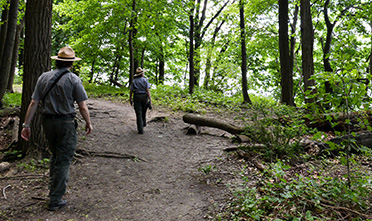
<box><xmin>189</xmin><ymin>1</ymin><xmax>195</xmax><ymax>94</ymax></box>
<box><xmin>239</xmin><ymin>0</ymin><xmax>251</xmax><ymax>104</ymax></box>
<box><xmin>322</xmin><ymin>0</ymin><xmax>335</xmax><ymax>94</ymax></box>
<box><xmin>204</xmin><ymin>20</ymin><xmax>225</xmax><ymax>89</ymax></box>
<box><xmin>0</xmin><ymin>1</ymin><xmax>9</xmax><ymax>62</ymax></box>
<box><xmin>322</xmin><ymin>1</ymin><xmax>356</xmax><ymax>82</ymax></box>
<box><xmin>370</xmin><ymin>22</ymin><xmax>372</xmax><ymax>77</ymax></box>
<box><xmin>0</xmin><ymin>0</ymin><xmax>19</xmax><ymax>108</ymax></box>
<box><xmin>300</xmin><ymin>0</ymin><xmax>315</xmax><ymax>104</ymax></box>
<box><xmin>289</xmin><ymin>4</ymin><xmax>298</xmax><ymax>86</ymax></box>
<box><xmin>279</xmin><ymin>0</ymin><xmax>294</xmax><ymax>106</ymax></box>
<box><xmin>7</xmin><ymin>18</ymin><xmax>24</xmax><ymax>92</ymax></box>
<box><xmin>192</xmin><ymin>0</ymin><xmax>230</xmax><ymax>86</ymax></box>
<box><xmin>18</xmin><ymin>0</ymin><xmax>52</xmax><ymax>155</ymax></box>
<box><xmin>128</xmin><ymin>0</ymin><xmax>137</xmax><ymax>86</ymax></box>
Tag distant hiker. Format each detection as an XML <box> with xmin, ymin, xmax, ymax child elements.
<box><xmin>129</xmin><ymin>67</ymin><xmax>152</xmax><ymax>134</ymax></box>
<box><xmin>21</xmin><ymin>47</ymin><xmax>93</xmax><ymax>211</ymax></box>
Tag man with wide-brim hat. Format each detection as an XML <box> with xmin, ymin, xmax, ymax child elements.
<box><xmin>129</xmin><ymin>67</ymin><xmax>152</xmax><ymax>134</ymax></box>
<box><xmin>51</xmin><ymin>47</ymin><xmax>82</xmax><ymax>61</ymax></box>
<box><xmin>134</xmin><ymin>67</ymin><xmax>144</xmax><ymax>77</ymax></box>
<box><xmin>21</xmin><ymin>46</ymin><xmax>93</xmax><ymax>211</ymax></box>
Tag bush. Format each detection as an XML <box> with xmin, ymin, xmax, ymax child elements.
<box><xmin>3</xmin><ymin>92</ymin><xmax>22</xmax><ymax>108</ymax></box>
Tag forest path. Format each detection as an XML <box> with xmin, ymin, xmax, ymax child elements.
<box><xmin>1</xmin><ymin>98</ymin><xmax>241</xmax><ymax>220</ymax></box>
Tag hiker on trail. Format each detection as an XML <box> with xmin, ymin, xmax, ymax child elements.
<box><xmin>21</xmin><ymin>47</ymin><xmax>93</xmax><ymax>211</ymax></box>
<box><xmin>129</xmin><ymin>67</ymin><xmax>152</xmax><ymax>134</ymax></box>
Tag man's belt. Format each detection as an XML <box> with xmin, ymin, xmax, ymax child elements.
<box><xmin>43</xmin><ymin>114</ymin><xmax>75</xmax><ymax>119</ymax></box>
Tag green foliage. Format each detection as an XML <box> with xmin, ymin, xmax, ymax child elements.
<box><xmin>198</xmin><ymin>164</ymin><xmax>216</xmax><ymax>175</ymax></box>
<box><xmin>151</xmin><ymin>85</ymin><xmax>208</xmax><ymax>113</ymax></box>
<box><xmin>3</xmin><ymin>92</ymin><xmax>22</xmax><ymax>108</ymax></box>
<box><xmin>4</xmin><ymin>150</ymin><xmax>22</xmax><ymax>159</ymax></box>
<box><xmin>83</xmin><ymin>83</ymin><xmax>129</xmax><ymax>100</ymax></box>
<box><xmin>222</xmin><ymin>160</ymin><xmax>372</xmax><ymax>220</ymax></box>
<box><xmin>18</xmin><ymin>158</ymin><xmax>50</xmax><ymax>172</ymax></box>
<box><xmin>151</xmin><ymin>85</ymin><xmax>266</xmax><ymax>113</ymax></box>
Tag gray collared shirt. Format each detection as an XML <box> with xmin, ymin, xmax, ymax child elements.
<box><xmin>32</xmin><ymin>68</ymin><xmax>88</xmax><ymax>115</ymax></box>
<box><xmin>130</xmin><ymin>76</ymin><xmax>150</xmax><ymax>94</ymax></box>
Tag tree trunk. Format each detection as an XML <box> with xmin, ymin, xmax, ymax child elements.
<box><xmin>300</xmin><ymin>0</ymin><xmax>315</xmax><ymax>104</ymax></box>
<box><xmin>323</xmin><ymin>0</ymin><xmax>335</xmax><ymax>94</ymax></box>
<box><xmin>193</xmin><ymin>0</ymin><xmax>204</xmax><ymax>87</ymax></box>
<box><xmin>140</xmin><ymin>48</ymin><xmax>145</xmax><ymax>68</ymax></box>
<box><xmin>183</xmin><ymin>114</ymin><xmax>245</xmax><ymax>135</ymax></box>
<box><xmin>369</xmin><ymin>22</ymin><xmax>372</xmax><ymax>76</ymax></box>
<box><xmin>18</xmin><ymin>0</ymin><xmax>52</xmax><ymax>155</ymax></box>
<box><xmin>89</xmin><ymin>59</ymin><xmax>95</xmax><ymax>83</ymax></box>
<box><xmin>189</xmin><ymin>2</ymin><xmax>195</xmax><ymax>94</ymax></box>
<box><xmin>0</xmin><ymin>1</ymin><xmax>9</xmax><ymax>62</ymax></box>
<box><xmin>303</xmin><ymin>111</ymin><xmax>372</xmax><ymax>132</ymax></box>
<box><xmin>279</xmin><ymin>0</ymin><xmax>294</xmax><ymax>106</ymax></box>
<box><xmin>128</xmin><ymin>0</ymin><xmax>136</xmax><ymax>87</ymax></box>
<box><xmin>289</xmin><ymin>5</ymin><xmax>298</xmax><ymax>84</ymax></box>
<box><xmin>7</xmin><ymin>18</ymin><xmax>24</xmax><ymax>93</ymax></box>
<box><xmin>159</xmin><ymin>49</ymin><xmax>165</xmax><ymax>84</ymax></box>
<box><xmin>109</xmin><ymin>55</ymin><xmax>119</xmax><ymax>86</ymax></box>
<box><xmin>193</xmin><ymin>0</ymin><xmax>229</xmax><ymax>87</ymax></box>
<box><xmin>204</xmin><ymin>20</ymin><xmax>225</xmax><ymax>89</ymax></box>
<box><xmin>211</xmin><ymin>41</ymin><xmax>229</xmax><ymax>90</ymax></box>
<box><xmin>114</xmin><ymin>56</ymin><xmax>121</xmax><ymax>83</ymax></box>
<box><xmin>0</xmin><ymin>0</ymin><xmax>19</xmax><ymax>107</ymax></box>
<box><xmin>239</xmin><ymin>0</ymin><xmax>252</xmax><ymax>104</ymax></box>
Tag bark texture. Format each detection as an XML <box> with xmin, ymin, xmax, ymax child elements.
<box><xmin>18</xmin><ymin>0</ymin><xmax>52</xmax><ymax>154</ymax></box>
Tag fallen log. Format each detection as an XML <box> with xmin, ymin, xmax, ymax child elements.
<box><xmin>303</xmin><ymin>111</ymin><xmax>372</xmax><ymax>132</ymax></box>
<box><xmin>299</xmin><ymin>131</ymin><xmax>372</xmax><ymax>156</ymax></box>
<box><xmin>182</xmin><ymin>114</ymin><xmax>245</xmax><ymax>135</ymax></box>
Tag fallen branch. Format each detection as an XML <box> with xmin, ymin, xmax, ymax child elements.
<box><xmin>0</xmin><ymin>174</ymin><xmax>44</xmax><ymax>180</ymax></box>
<box><xmin>76</xmin><ymin>149</ymin><xmax>147</xmax><ymax>162</ymax></box>
<box><xmin>2</xmin><ymin>185</ymin><xmax>11</xmax><ymax>199</ymax></box>
<box><xmin>183</xmin><ymin>114</ymin><xmax>245</xmax><ymax>135</ymax></box>
<box><xmin>235</xmin><ymin>149</ymin><xmax>266</xmax><ymax>172</ymax></box>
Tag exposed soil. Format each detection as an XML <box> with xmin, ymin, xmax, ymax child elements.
<box><xmin>0</xmin><ymin>99</ymin><xmax>247</xmax><ymax>220</ymax></box>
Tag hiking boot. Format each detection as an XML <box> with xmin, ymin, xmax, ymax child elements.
<box><xmin>47</xmin><ymin>199</ymin><xmax>68</xmax><ymax>211</ymax></box>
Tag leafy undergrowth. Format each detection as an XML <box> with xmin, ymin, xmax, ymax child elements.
<box><xmin>215</xmin><ymin>158</ymin><xmax>372</xmax><ymax>220</ymax></box>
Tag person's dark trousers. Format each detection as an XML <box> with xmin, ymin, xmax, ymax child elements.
<box><xmin>42</xmin><ymin>115</ymin><xmax>77</xmax><ymax>205</ymax></box>
<box><xmin>133</xmin><ymin>93</ymin><xmax>148</xmax><ymax>133</ymax></box>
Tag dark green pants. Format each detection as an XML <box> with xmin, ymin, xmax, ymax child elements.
<box><xmin>133</xmin><ymin>93</ymin><xmax>148</xmax><ymax>133</ymax></box>
<box><xmin>42</xmin><ymin>115</ymin><xmax>77</xmax><ymax>205</ymax></box>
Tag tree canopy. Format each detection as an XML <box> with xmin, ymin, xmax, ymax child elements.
<box><xmin>0</xmin><ymin>0</ymin><xmax>371</xmax><ymax>107</ymax></box>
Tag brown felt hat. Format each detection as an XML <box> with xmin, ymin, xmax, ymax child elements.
<box><xmin>51</xmin><ymin>47</ymin><xmax>81</xmax><ymax>61</ymax></box>
<box><xmin>134</xmin><ymin>67</ymin><xmax>144</xmax><ymax>77</ymax></box>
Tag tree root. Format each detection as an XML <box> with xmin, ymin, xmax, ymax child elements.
<box><xmin>75</xmin><ymin>149</ymin><xmax>147</xmax><ymax>162</ymax></box>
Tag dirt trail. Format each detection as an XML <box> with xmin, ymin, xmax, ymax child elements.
<box><xmin>0</xmin><ymin>99</ymin><xmax>242</xmax><ymax>220</ymax></box>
